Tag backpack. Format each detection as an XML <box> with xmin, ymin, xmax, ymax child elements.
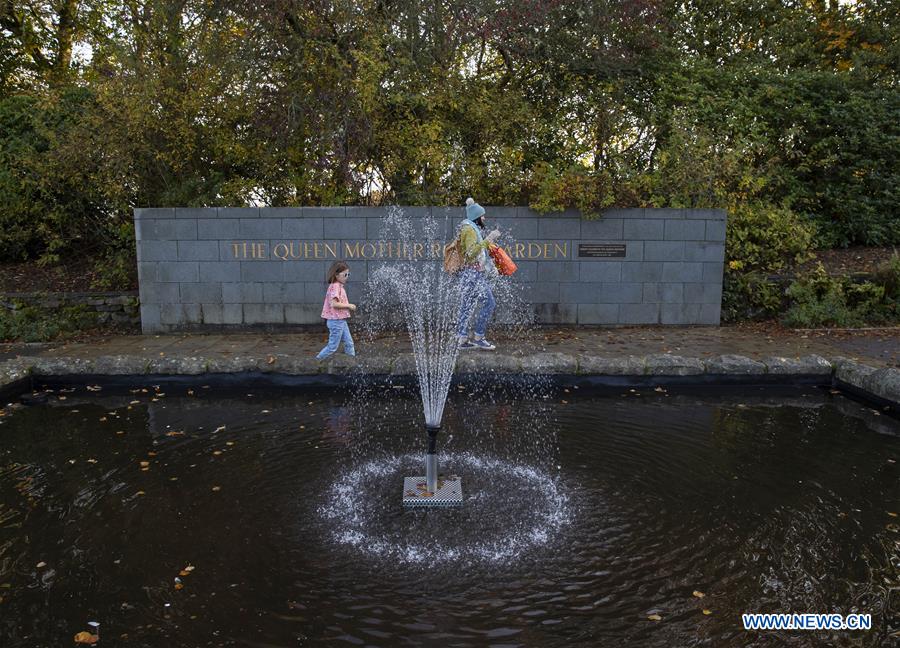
<box><xmin>443</xmin><ymin>235</ymin><xmax>463</xmax><ymax>274</ymax></box>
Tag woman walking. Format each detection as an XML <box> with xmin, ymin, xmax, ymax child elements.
<box><xmin>456</xmin><ymin>198</ymin><xmax>501</xmax><ymax>350</ymax></box>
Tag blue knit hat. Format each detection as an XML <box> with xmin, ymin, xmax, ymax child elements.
<box><xmin>465</xmin><ymin>197</ymin><xmax>485</xmax><ymax>221</ymax></box>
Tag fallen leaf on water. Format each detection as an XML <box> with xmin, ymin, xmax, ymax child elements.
<box><xmin>58</xmin><ymin>396</ymin><xmax>67</xmax><ymax>400</ymax></box>
<box><xmin>213</xmin><ymin>451</ymin><xmax>222</xmax><ymax>456</ymax></box>
<box><xmin>692</xmin><ymin>591</ymin><xmax>705</xmax><ymax>598</ymax></box>
<box><xmin>147</xmin><ymin>452</ymin><xmax>157</xmax><ymax>457</ymax></box>
<box><xmin>647</xmin><ymin>614</ymin><xmax>661</xmax><ymax>621</ymax></box>
<box><xmin>266</xmin><ymin>355</ymin><xmax>276</xmax><ymax>364</ymax></box>
<box><xmin>139</xmin><ymin>461</ymin><xmax>149</xmax><ymax>467</ymax></box>
<box><xmin>86</xmin><ymin>459</ymin><xmax>97</xmax><ymax>464</ymax></box>
<box><xmin>174</xmin><ymin>583</ymin><xmax>183</xmax><ymax>590</ymax></box>
<box><xmin>187</xmin><ymin>389</ymin><xmax>194</xmax><ymax>396</ymax></box>
<box><xmin>86</xmin><ymin>385</ymin><xmax>102</xmax><ymax>392</ymax></box>
<box><xmin>214</xmin><ymin>425</ymin><xmax>226</xmax><ymax>433</ymax></box>
<box><xmin>211</xmin><ymin>486</ymin><xmax>221</xmax><ymax>491</ymax></box>
<box><xmin>73</xmin><ymin>631</ymin><xmax>99</xmax><ymax>644</ymax></box>
<box><xmin>225</xmin><ymin>441</ymin><xmax>235</xmax><ymax>446</ymax></box>
<box><xmin>136</xmin><ymin>491</ymin><xmax>145</xmax><ymax>496</ymax></box>
<box><xmin>182</xmin><ymin>565</ymin><xmax>195</xmax><ymax>572</ymax></box>
<box><xmin>702</xmin><ymin>609</ymin><xmax>712</xmax><ymax>615</ymax></box>
<box><xmin>888</xmin><ymin>512</ymin><xmax>897</xmax><ymax>517</ymax></box>
<box><xmin>165</xmin><ymin>431</ymin><xmax>184</xmax><ymax>437</ymax></box>
<box><xmin>99</xmin><ymin>417</ymin><xmax>107</xmax><ymax>422</ymax></box>
<box><xmin>36</xmin><ymin>562</ymin><xmax>46</xmax><ymax>568</ymax></box>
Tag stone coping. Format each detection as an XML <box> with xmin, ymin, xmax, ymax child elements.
<box><xmin>1</xmin><ymin>353</ymin><xmax>897</xmax><ymax>412</ymax></box>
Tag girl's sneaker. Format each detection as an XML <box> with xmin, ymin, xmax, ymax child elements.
<box><xmin>458</xmin><ymin>337</ymin><xmax>477</xmax><ymax>350</ymax></box>
<box><xmin>471</xmin><ymin>338</ymin><xmax>496</xmax><ymax>350</ymax></box>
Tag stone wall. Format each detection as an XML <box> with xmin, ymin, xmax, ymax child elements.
<box><xmin>134</xmin><ymin>207</ymin><xmax>726</xmax><ymax>333</ymax></box>
<box><xmin>1</xmin><ymin>291</ymin><xmax>140</xmax><ymax>326</ymax></box>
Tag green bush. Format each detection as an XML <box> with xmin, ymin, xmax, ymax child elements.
<box><xmin>782</xmin><ymin>263</ymin><xmax>898</xmax><ymax>328</ymax></box>
<box><xmin>721</xmin><ymin>202</ymin><xmax>814</xmax><ymax>320</ymax></box>
<box><xmin>0</xmin><ymin>303</ymin><xmax>100</xmax><ymax>342</ymax></box>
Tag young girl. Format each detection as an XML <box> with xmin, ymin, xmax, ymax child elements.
<box><xmin>316</xmin><ymin>261</ymin><xmax>357</xmax><ymax>360</ymax></box>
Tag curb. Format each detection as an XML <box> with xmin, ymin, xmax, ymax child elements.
<box><xmin>1</xmin><ymin>353</ymin><xmax>897</xmax><ymax>413</ymax></box>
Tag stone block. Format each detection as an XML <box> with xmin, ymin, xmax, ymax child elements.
<box><xmin>200</xmin><ymin>303</ymin><xmax>224</xmax><ymax>324</ymax></box>
<box><xmin>661</xmin><ymin>262</ymin><xmax>703</xmax><ymax>282</ymax></box>
<box><xmin>580</xmin><ymin>261</ymin><xmax>622</xmax><ymax>282</ymax></box>
<box><xmin>137</xmin><ymin>262</ymin><xmax>158</xmax><ymax>283</ymax></box>
<box><xmin>684</xmin><ymin>282</ymin><xmax>723</xmax><ymax>304</ymax></box>
<box><xmin>644</xmin><ymin>241</ymin><xmax>684</xmax><ymax>262</ymax></box>
<box><xmin>521</xmin><ymin>352</ymin><xmax>578</xmax><ymax>374</ymax></box>
<box><xmin>243</xmin><ymin>303</ymin><xmax>284</xmax><ymax>324</ymax></box>
<box><xmin>138</xmin><ymin>218</ymin><xmax>198</xmax><ymax>241</ymax></box>
<box><xmin>532</xmin><ymin>303</ymin><xmax>577</xmax><ymax>323</ymax></box>
<box><xmin>140</xmin><ymin>304</ymin><xmax>161</xmax><ymax>332</ymax></box>
<box><xmin>644</xmin><ymin>354</ymin><xmax>704</xmax><ymax>375</ymax></box>
<box><xmin>580</xmin><ymin>218</ymin><xmax>624</xmax><ymax>239</ymax></box>
<box><xmin>527</xmin><ymin>282</ymin><xmax>560</xmax><ymax>302</ymax></box>
<box><xmin>240</xmin><ymin>218</ymin><xmax>283</xmax><ymax>238</ymax></box>
<box><xmin>619</xmin><ymin>303</ymin><xmax>659</xmax><ymax>324</ymax></box>
<box><xmin>538</xmin><ymin>218</ymin><xmax>581</xmax><ymax>238</ymax></box>
<box><xmin>537</xmin><ymin>262</ymin><xmax>579</xmax><ymax>282</ymax></box>
<box><xmin>283</xmin><ymin>216</ymin><xmax>324</xmax><ymax>238</ymax></box>
<box><xmin>140</xmin><ymin>282</ymin><xmax>180</xmax><ymax>304</ymax></box>
<box><xmin>579</xmin><ymin>355</ymin><xmax>645</xmax><ymax>374</ymax></box>
<box><xmin>764</xmin><ymin>355</ymin><xmax>832</xmax><ymax>375</ymax></box>
<box><xmin>685</xmin><ymin>241</ymin><xmax>725</xmax><ymax>263</ymax></box>
<box><xmin>644</xmin><ymin>282</ymin><xmax>684</xmax><ymax>303</ymax></box>
<box><xmin>493</xmin><ymin>218</ymin><xmax>537</xmax><ymax>238</ymax></box>
<box><xmin>324</xmin><ymin>217</ymin><xmax>367</xmax><ymax>239</ymax></box>
<box><xmin>222</xmin><ymin>303</ymin><xmax>243</xmax><ymax>324</ymax></box>
<box><xmin>198</xmin><ymin>261</ymin><xmax>241</xmax><ymax>283</ymax></box>
<box><xmin>222</xmin><ymin>282</ymin><xmax>263</xmax><ymax>303</ymax></box>
<box><xmin>706</xmin><ymin>220</ymin><xmax>727</xmax><ymax>242</ymax></box>
<box><xmin>135</xmin><ymin>208</ymin><xmax>174</xmax><ymax>220</ymax></box>
<box><xmin>703</xmin><ymin>262</ymin><xmax>725</xmax><ymax>283</ymax></box>
<box><xmin>177</xmin><ymin>240</ymin><xmax>220</xmax><ymax>261</ymax></box>
<box><xmin>624</xmin><ymin>219</ymin><xmax>665</xmax><ymax>240</ymax></box>
<box><xmin>285</xmin><ymin>304</ymin><xmax>323</xmax><ymax>324</ymax></box>
<box><xmin>698</xmin><ymin>303</ymin><xmax>721</xmax><ymax>325</ymax></box>
<box><xmin>181</xmin><ymin>282</ymin><xmax>223</xmax><ymax>304</ymax></box>
<box><xmin>664</xmin><ymin>220</ymin><xmax>706</xmax><ymax>241</ymax></box>
<box><xmin>578</xmin><ymin>303</ymin><xmax>619</xmax><ymax>324</ymax></box>
<box><xmin>660</xmin><ymin>303</ymin><xmax>702</xmax><ymax>324</ymax></box>
<box><xmin>161</xmin><ymin>303</ymin><xmax>201</xmax><ymax>325</ymax></box>
<box><xmin>218</xmin><ymin>207</ymin><xmax>259</xmax><ymax>218</ymax></box>
<box><xmin>158</xmin><ymin>262</ymin><xmax>199</xmax><ymax>283</ymax></box>
<box><xmin>263</xmin><ymin>282</ymin><xmax>306</xmax><ymax>303</ymax></box>
<box><xmin>175</xmin><ymin>207</ymin><xmax>217</xmax><ymax>219</ymax></box>
<box><xmin>621</xmin><ymin>262</ymin><xmax>662</xmax><ymax>282</ymax></box>
<box><xmin>141</xmin><ymin>241</ymin><xmax>178</xmax><ymax>262</ymax></box>
<box><xmin>705</xmin><ymin>354</ymin><xmax>766</xmax><ymax>374</ymax></box>
<box><xmin>241</xmin><ymin>261</ymin><xmax>284</xmax><ymax>282</ymax></box>
<box><xmin>197</xmin><ymin>218</ymin><xmax>239</xmax><ymax>239</ymax></box>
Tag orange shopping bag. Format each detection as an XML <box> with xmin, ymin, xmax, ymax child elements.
<box><xmin>488</xmin><ymin>243</ymin><xmax>517</xmax><ymax>276</ymax></box>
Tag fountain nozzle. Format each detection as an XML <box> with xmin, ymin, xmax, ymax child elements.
<box><xmin>425</xmin><ymin>424</ymin><xmax>440</xmax><ymax>493</ymax></box>
<box><xmin>401</xmin><ymin>424</ymin><xmax>462</xmax><ymax>507</ymax></box>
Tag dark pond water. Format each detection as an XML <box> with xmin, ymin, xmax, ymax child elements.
<box><xmin>0</xmin><ymin>381</ymin><xmax>897</xmax><ymax>647</ymax></box>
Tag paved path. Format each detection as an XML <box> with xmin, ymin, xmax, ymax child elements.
<box><xmin>2</xmin><ymin>325</ymin><xmax>897</xmax><ymax>367</ymax></box>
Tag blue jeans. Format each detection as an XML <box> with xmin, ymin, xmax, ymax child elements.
<box><xmin>316</xmin><ymin>319</ymin><xmax>355</xmax><ymax>359</ymax></box>
<box><xmin>456</xmin><ymin>268</ymin><xmax>496</xmax><ymax>338</ymax></box>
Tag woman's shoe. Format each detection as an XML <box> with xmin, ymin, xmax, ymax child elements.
<box><xmin>471</xmin><ymin>338</ymin><xmax>496</xmax><ymax>350</ymax></box>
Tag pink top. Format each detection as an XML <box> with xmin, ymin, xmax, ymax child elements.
<box><xmin>321</xmin><ymin>282</ymin><xmax>350</xmax><ymax>320</ymax></box>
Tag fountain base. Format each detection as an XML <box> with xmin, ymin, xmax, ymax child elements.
<box><xmin>402</xmin><ymin>475</ymin><xmax>463</xmax><ymax>508</ymax></box>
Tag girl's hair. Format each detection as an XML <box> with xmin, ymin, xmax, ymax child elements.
<box><xmin>326</xmin><ymin>261</ymin><xmax>350</xmax><ymax>284</ymax></box>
